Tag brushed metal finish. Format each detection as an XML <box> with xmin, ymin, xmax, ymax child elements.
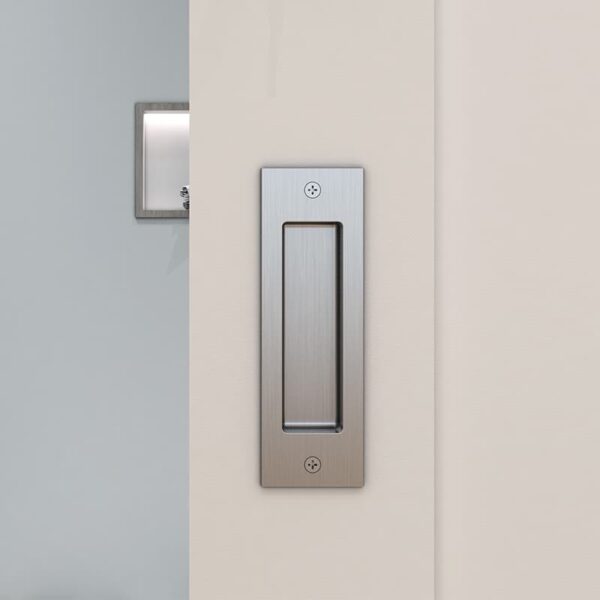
<box><xmin>283</xmin><ymin>224</ymin><xmax>340</xmax><ymax>432</ymax></box>
<box><xmin>261</xmin><ymin>167</ymin><xmax>364</xmax><ymax>487</ymax></box>
<box><xmin>135</xmin><ymin>102</ymin><xmax>189</xmax><ymax>219</ymax></box>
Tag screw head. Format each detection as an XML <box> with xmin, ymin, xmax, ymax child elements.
<box><xmin>304</xmin><ymin>456</ymin><xmax>322</xmax><ymax>474</ymax></box>
<box><xmin>304</xmin><ymin>181</ymin><xmax>321</xmax><ymax>198</ymax></box>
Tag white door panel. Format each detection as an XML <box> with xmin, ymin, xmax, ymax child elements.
<box><xmin>191</xmin><ymin>0</ymin><xmax>599</xmax><ymax>598</ymax></box>
<box><xmin>189</xmin><ymin>1</ymin><xmax>434</xmax><ymax>598</ymax></box>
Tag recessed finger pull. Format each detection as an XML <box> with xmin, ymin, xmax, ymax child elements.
<box><xmin>261</xmin><ymin>168</ymin><xmax>364</xmax><ymax>488</ymax></box>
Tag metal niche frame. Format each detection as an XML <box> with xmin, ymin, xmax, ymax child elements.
<box><xmin>135</xmin><ymin>102</ymin><xmax>189</xmax><ymax>219</ymax></box>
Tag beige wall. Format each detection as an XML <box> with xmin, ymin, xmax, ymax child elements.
<box><xmin>189</xmin><ymin>1</ymin><xmax>434</xmax><ymax>598</ymax></box>
<box><xmin>437</xmin><ymin>0</ymin><xmax>600</xmax><ymax>598</ymax></box>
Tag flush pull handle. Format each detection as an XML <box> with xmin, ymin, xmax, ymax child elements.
<box><xmin>261</xmin><ymin>168</ymin><xmax>364</xmax><ymax>488</ymax></box>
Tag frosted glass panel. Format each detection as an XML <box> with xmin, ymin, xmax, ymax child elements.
<box><xmin>143</xmin><ymin>111</ymin><xmax>189</xmax><ymax>211</ymax></box>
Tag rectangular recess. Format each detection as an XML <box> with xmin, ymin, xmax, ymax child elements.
<box><xmin>134</xmin><ymin>102</ymin><xmax>189</xmax><ymax>219</ymax></box>
<box><xmin>283</xmin><ymin>223</ymin><xmax>342</xmax><ymax>432</ymax></box>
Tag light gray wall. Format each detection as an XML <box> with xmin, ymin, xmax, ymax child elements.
<box><xmin>0</xmin><ymin>2</ymin><xmax>188</xmax><ymax>598</ymax></box>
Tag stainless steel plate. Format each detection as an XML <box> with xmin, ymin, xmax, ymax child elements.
<box><xmin>261</xmin><ymin>168</ymin><xmax>364</xmax><ymax>487</ymax></box>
